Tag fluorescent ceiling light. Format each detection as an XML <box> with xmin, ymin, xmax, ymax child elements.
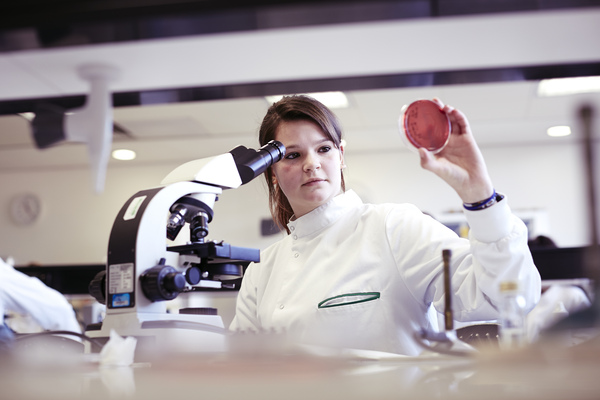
<box><xmin>547</xmin><ymin>126</ymin><xmax>571</xmax><ymax>137</ymax></box>
<box><xmin>265</xmin><ymin>91</ymin><xmax>349</xmax><ymax>109</ymax></box>
<box><xmin>538</xmin><ymin>76</ymin><xmax>600</xmax><ymax>97</ymax></box>
<box><xmin>112</xmin><ymin>149</ymin><xmax>136</xmax><ymax>161</ymax></box>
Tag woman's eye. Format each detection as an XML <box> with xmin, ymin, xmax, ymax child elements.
<box><xmin>285</xmin><ymin>152</ymin><xmax>300</xmax><ymax>159</ymax></box>
<box><xmin>319</xmin><ymin>146</ymin><xmax>332</xmax><ymax>153</ymax></box>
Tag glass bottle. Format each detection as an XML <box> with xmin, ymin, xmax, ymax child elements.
<box><xmin>498</xmin><ymin>281</ymin><xmax>527</xmax><ymax>349</ymax></box>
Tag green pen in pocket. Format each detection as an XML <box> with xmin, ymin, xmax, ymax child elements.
<box><xmin>317</xmin><ymin>292</ymin><xmax>380</xmax><ymax>309</ymax></box>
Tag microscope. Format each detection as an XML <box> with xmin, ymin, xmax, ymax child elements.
<box><xmin>87</xmin><ymin>140</ymin><xmax>285</xmax><ymax>355</ymax></box>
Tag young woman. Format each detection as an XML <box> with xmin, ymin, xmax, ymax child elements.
<box><xmin>230</xmin><ymin>95</ymin><xmax>541</xmax><ymax>355</ymax></box>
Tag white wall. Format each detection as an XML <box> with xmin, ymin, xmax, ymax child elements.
<box><xmin>1</xmin><ymin>140</ymin><xmax>597</xmax><ymax>266</ymax></box>
<box><xmin>344</xmin><ymin>142</ymin><xmax>596</xmax><ymax>248</ymax></box>
<box><xmin>0</xmin><ymin>162</ymin><xmax>275</xmax><ymax>265</ymax></box>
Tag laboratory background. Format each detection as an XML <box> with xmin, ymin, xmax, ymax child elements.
<box><xmin>0</xmin><ymin>1</ymin><xmax>599</xmax><ymax>399</ymax></box>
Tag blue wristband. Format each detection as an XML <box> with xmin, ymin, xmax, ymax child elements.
<box><xmin>463</xmin><ymin>190</ymin><xmax>501</xmax><ymax>211</ymax></box>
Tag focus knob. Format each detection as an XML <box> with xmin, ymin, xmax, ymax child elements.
<box><xmin>140</xmin><ymin>263</ymin><xmax>185</xmax><ymax>302</ymax></box>
<box><xmin>88</xmin><ymin>270</ymin><xmax>106</xmax><ymax>304</ymax></box>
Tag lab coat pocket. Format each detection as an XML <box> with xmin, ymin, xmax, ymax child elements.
<box><xmin>318</xmin><ymin>292</ymin><xmax>380</xmax><ymax>309</ymax></box>
<box><xmin>312</xmin><ymin>292</ymin><xmax>381</xmax><ymax>349</ymax></box>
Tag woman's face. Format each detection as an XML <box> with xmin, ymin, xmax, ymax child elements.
<box><xmin>272</xmin><ymin>119</ymin><xmax>345</xmax><ymax>219</ymax></box>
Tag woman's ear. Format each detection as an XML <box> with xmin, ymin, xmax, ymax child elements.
<box><xmin>340</xmin><ymin>143</ymin><xmax>346</xmax><ymax>169</ymax></box>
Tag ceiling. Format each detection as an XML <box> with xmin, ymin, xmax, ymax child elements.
<box><xmin>0</xmin><ymin>1</ymin><xmax>599</xmax><ymax>174</ymax></box>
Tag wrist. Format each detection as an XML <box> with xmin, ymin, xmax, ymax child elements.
<box><xmin>463</xmin><ymin>190</ymin><xmax>505</xmax><ymax>211</ymax></box>
<box><xmin>458</xmin><ymin>179</ymin><xmax>494</xmax><ymax>204</ymax></box>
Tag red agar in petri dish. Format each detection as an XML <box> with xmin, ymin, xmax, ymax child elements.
<box><xmin>399</xmin><ymin>100</ymin><xmax>451</xmax><ymax>154</ymax></box>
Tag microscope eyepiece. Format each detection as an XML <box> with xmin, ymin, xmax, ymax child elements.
<box><xmin>261</xmin><ymin>140</ymin><xmax>286</xmax><ymax>164</ymax></box>
<box><xmin>229</xmin><ymin>140</ymin><xmax>286</xmax><ymax>185</ymax></box>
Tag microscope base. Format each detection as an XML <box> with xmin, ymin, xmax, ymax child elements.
<box><xmin>86</xmin><ymin>312</ymin><xmax>228</xmax><ymax>357</ymax></box>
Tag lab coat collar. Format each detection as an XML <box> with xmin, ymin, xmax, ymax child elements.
<box><xmin>287</xmin><ymin>190</ymin><xmax>362</xmax><ymax>238</ymax></box>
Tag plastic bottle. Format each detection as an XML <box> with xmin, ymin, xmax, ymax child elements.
<box><xmin>498</xmin><ymin>281</ymin><xmax>527</xmax><ymax>349</ymax></box>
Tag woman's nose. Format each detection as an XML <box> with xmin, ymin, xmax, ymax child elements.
<box><xmin>303</xmin><ymin>153</ymin><xmax>321</xmax><ymax>171</ymax></box>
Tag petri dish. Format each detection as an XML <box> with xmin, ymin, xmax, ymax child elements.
<box><xmin>398</xmin><ymin>100</ymin><xmax>451</xmax><ymax>154</ymax></box>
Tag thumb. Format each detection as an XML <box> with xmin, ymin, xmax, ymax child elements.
<box><xmin>418</xmin><ymin>148</ymin><xmax>435</xmax><ymax>171</ymax></box>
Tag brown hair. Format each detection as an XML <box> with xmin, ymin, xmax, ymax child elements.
<box><xmin>259</xmin><ymin>95</ymin><xmax>346</xmax><ymax>233</ymax></box>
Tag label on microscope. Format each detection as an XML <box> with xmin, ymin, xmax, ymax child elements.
<box><xmin>124</xmin><ymin>195</ymin><xmax>147</xmax><ymax>221</ymax></box>
<box><xmin>108</xmin><ymin>263</ymin><xmax>135</xmax><ymax>294</ymax></box>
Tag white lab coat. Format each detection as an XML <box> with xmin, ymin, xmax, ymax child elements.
<box><xmin>230</xmin><ymin>190</ymin><xmax>541</xmax><ymax>355</ymax></box>
<box><xmin>0</xmin><ymin>258</ymin><xmax>81</xmax><ymax>334</ymax></box>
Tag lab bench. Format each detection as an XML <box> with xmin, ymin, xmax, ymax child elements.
<box><xmin>2</xmin><ymin>327</ymin><xmax>600</xmax><ymax>400</ymax></box>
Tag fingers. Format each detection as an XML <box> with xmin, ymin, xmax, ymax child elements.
<box><xmin>431</xmin><ymin>98</ymin><xmax>455</xmax><ymax>114</ymax></box>
<box><xmin>432</xmin><ymin>99</ymin><xmax>470</xmax><ymax>137</ymax></box>
<box><xmin>449</xmin><ymin>108</ymin><xmax>471</xmax><ymax>136</ymax></box>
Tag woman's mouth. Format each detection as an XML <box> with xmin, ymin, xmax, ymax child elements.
<box><xmin>303</xmin><ymin>178</ymin><xmax>324</xmax><ymax>186</ymax></box>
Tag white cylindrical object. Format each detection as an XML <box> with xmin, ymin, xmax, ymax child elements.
<box><xmin>498</xmin><ymin>281</ymin><xmax>528</xmax><ymax>350</ymax></box>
